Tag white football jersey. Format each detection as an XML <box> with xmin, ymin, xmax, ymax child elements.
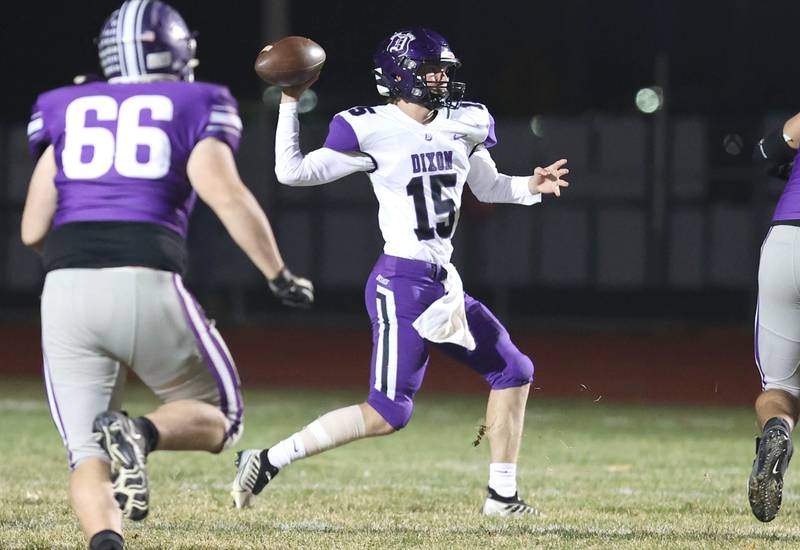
<box><xmin>328</xmin><ymin>102</ymin><xmax>495</xmax><ymax>264</ymax></box>
<box><xmin>274</xmin><ymin>101</ymin><xmax>539</xmax><ymax>266</ymax></box>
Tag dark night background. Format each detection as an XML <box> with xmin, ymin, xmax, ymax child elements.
<box><xmin>4</xmin><ymin>0</ymin><xmax>799</xmax><ymax>121</ymax></box>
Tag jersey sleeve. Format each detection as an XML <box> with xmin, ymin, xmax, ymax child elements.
<box><xmin>323</xmin><ymin>115</ymin><xmax>361</xmax><ymax>153</ymax></box>
<box><xmin>484</xmin><ymin>110</ymin><xmax>497</xmax><ymax>149</ymax></box>
<box><xmin>27</xmin><ymin>97</ymin><xmax>51</xmax><ymax>161</ymax></box>
<box><xmin>467</xmin><ymin>146</ymin><xmax>541</xmax><ymax>206</ymax></box>
<box><xmin>455</xmin><ymin>101</ymin><xmax>497</xmax><ymax>152</ymax></box>
<box><xmin>275</xmin><ymin>102</ymin><xmax>375</xmax><ymax>186</ymax></box>
<box><xmin>197</xmin><ymin>86</ymin><xmax>242</xmax><ymax>153</ymax></box>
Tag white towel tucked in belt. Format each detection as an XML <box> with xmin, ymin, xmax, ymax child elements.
<box><xmin>412</xmin><ymin>263</ymin><xmax>476</xmax><ymax>350</ymax></box>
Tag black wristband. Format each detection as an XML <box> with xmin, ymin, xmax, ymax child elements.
<box><xmin>754</xmin><ymin>130</ymin><xmax>796</xmax><ymax>166</ymax></box>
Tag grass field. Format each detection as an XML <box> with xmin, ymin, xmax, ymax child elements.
<box><xmin>1</xmin><ymin>378</ymin><xmax>799</xmax><ymax>549</ymax></box>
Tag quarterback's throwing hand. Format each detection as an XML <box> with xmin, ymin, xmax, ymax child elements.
<box><xmin>530</xmin><ymin>159</ymin><xmax>570</xmax><ymax>197</ymax></box>
<box><xmin>268</xmin><ymin>267</ymin><xmax>315</xmax><ymax>309</ymax></box>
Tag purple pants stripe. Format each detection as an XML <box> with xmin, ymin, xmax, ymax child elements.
<box><xmin>754</xmin><ymin>228</ymin><xmax>774</xmax><ymax>391</ymax></box>
<box><xmin>42</xmin><ymin>350</ymin><xmax>74</xmax><ymax>469</ymax></box>
<box><xmin>172</xmin><ymin>274</ymin><xmax>243</xmax><ymax>441</ymax></box>
<box><xmin>754</xmin><ymin>302</ymin><xmax>766</xmax><ymax>390</ymax></box>
<box><xmin>203</xmin><ymin>321</ymin><xmax>244</xmax><ymax>441</ymax></box>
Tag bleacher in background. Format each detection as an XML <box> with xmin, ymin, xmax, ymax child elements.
<box><xmin>0</xmin><ymin>106</ymin><xmax>784</xmax><ymax>325</ymax></box>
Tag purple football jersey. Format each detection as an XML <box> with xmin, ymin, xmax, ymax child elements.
<box><xmin>773</xmin><ymin>155</ymin><xmax>800</xmax><ymax>222</ymax></box>
<box><xmin>27</xmin><ymin>80</ymin><xmax>242</xmax><ymax>237</ymax></box>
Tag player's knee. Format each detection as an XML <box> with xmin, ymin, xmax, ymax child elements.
<box><xmin>497</xmin><ymin>353</ymin><xmax>534</xmax><ymax>388</ymax></box>
<box><xmin>761</xmin><ymin>384</ymin><xmax>800</xmax><ymax>400</ymax></box>
<box><xmin>69</xmin><ymin>448</ymin><xmax>107</xmax><ymax>472</ymax></box>
<box><xmin>375</xmin><ymin>401</ymin><xmax>412</xmax><ymax>431</ymax></box>
<box><xmin>367</xmin><ymin>392</ymin><xmax>414</xmax><ymax>431</ymax></box>
<box><xmin>386</xmin><ymin>404</ymin><xmax>413</xmax><ymax>431</ymax></box>
<box><xmin>218</xmin><ymin>417</ymin><xmax>244</xmax><ymax>452</ymax></box>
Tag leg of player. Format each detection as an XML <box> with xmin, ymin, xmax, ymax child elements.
<box><xmin>69</xmin><ymin>458</ymin><xmax>124</xmax><ymax>550</ymax></box>
<box><xmin>232</xmin><ymin>259</ymin><xmax>433</xmax><ymax>508</ymax></box>
<box><xmin>231</xmin><ymin>402</ymin><xmax>393</xmax><ymax>508</ymax></box>
<box><xmin>482</xmin><ymin>385</ymin><xmax>543</xmax><ymax>517</ymax></box>
<box><xmin>749</xmin><ymin>226</ymin><xmax>800</xmax><ymax>522</ymax></box>
<box><xmin>434</xmin><ymin>294</ymin><xmax>540</xmax><ymax>516</ymax></box>
<box><xmin>144</xmin><ymin>399</ymin><xmax>228</xmax><ymax>451</ymax></box>
<box><xmin>486</xmin><ymin>385</ymin><xmax>529</xmax><ymax>489</ymax></box>
<box><xmin>749</xmin><ymin>389</ymin><xmax>797</xmax><ymax>522</ymax></box>
<box><xmin>755</xmin><ymin>389</ymin><xmax>799</xmax><ymax>429</ymax></box>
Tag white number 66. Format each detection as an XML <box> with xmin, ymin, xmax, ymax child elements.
<box><xmin>62</xmin><ymin>94</ymin><xmax>173</xmax><ymax>180</ymax></box>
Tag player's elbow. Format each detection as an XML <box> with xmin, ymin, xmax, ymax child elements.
<box><xmin>468</xmin><ymin>184</ymin><xmax>493</xmax><ymax>203</ymax></box>
<box><xmin>275</xmin><ymin>165</ymin><xmax>306</xmax><ymax>186</ymax></box>
<box><xmin>20</xmin><ymin>232</ymin><xmax>40</xmax><ymax>249</ymax></box>
<box><xmin>20</xmin><ymin>223</ymin><xmax>46</xmax><ymax>251</ymax></box>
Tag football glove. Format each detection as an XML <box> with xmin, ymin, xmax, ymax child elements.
<box><xmin>754</xmin><ymin>131</ymin><xmax>796</xmax><ymax>181</ymax></box>
<box><xmin>268</xmin><ymin>267</ymin><xmax>314</xmax><ymax>309</ymax></box>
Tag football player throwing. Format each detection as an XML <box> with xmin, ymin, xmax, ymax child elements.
<box><xmin>232</xmin><ymin>28</ymin><xmax>569</xmax><ymax>517</ymax></box>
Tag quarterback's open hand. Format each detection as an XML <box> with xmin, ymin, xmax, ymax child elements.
<box><xmin>268</xmin><ymin>267</ymin><xmax>315</xmax><ymax>309</ymax></box>
<box><xmin>529</xmin><ymin>159</ymin><xmax>570</xmax><ymax>197</ymax></box>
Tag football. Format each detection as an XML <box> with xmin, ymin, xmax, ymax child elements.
<box><xmin>254</xmin><ymin>36</ymin><xmax>326</xmax><ymax>87</ymax></box>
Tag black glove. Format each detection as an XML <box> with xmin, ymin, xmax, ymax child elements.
<box><xmin>268</xmin><ymin>267</ymin><xmax>314</xmax><ymax>309</ymax></box>
<box><xmin>768</xmin><ymin>161</ymin><xmax>794</xmax><ymax>181</ymax></box>
<box><xmin>754</xmin><ymin>131</ymin><xmax>796</xmax><ymax>181</ymax></box>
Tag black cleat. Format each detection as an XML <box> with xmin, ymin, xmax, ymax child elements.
<box><xmin>93</xmin><ymin>411</ymin><xmax>149</xmax><ymax>521</ymax></box>
<box><xmin>748</xmin><ymin>426</ymin><xmax>794</xmax><ymax>522</ymax></box>
<box><xmin>231</xmin><ymin>449</ymin><xmax>279</xmax><ymax>509</ymax></box>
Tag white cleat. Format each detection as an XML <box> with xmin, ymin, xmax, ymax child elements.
<box><xmin>482</xmin><ymin>487</ymin><xmax>544</xmax><ymax>517</ymax></box>
<box><xmin>231</xmin><ymin>449</ymin><xmax>278</xmax><ymax>509</ymax></box>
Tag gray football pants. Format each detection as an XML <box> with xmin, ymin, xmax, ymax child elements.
<box><xmin>41</xmin><ymin>267</ymin><xmax>243</xmax><ymax>469</ymax></box>
<box><xmin>756</xmin><ymin>225</ymin><xmax>800</xmax><ymax>397</ymax></box>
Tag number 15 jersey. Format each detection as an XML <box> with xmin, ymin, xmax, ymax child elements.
<box><xmin>275</xmin><ymin>101</ymin><xmax>540</xmax><ymax>266</ymax></box>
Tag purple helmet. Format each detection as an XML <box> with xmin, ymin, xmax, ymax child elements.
<box><xmin>98</xmin><ymin>0</ymin><xmax>198</xmax><ymax>82</ymax></box>
<box><xmin>373</xmin><ymin>28</ymin><xmax>465</xmax><ymax>109</ymax></box>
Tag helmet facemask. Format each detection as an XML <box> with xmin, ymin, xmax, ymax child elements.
<box><xmin>409</xmin><ymin>59</ymin><xmax>465</xmax><ymax>109</ymax></box>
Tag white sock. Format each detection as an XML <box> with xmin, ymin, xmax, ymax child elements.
<box><xmin>267</xmin><ymin>405</ymin><xmax>366</xmax><ymax>470</ymax></box>
<box><xmin>489</xmin><ymin>462</ymin><xmax>517</xmax><ymax>498</ymax></box>
<box><xmin>267</xmin><ymin>433</ymin><xmax>306</xmax><ymax>469</ymax></box>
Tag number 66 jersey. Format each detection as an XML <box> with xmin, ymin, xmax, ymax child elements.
<box><xmin>27</xmin><ymin>80</ymin><xmax>241</xmax><ymax>274</ymax></box>
<box><xmin>276</xmin><ymin>101</ymin><xmax>541</xmax><ymax>266</ymax></box>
